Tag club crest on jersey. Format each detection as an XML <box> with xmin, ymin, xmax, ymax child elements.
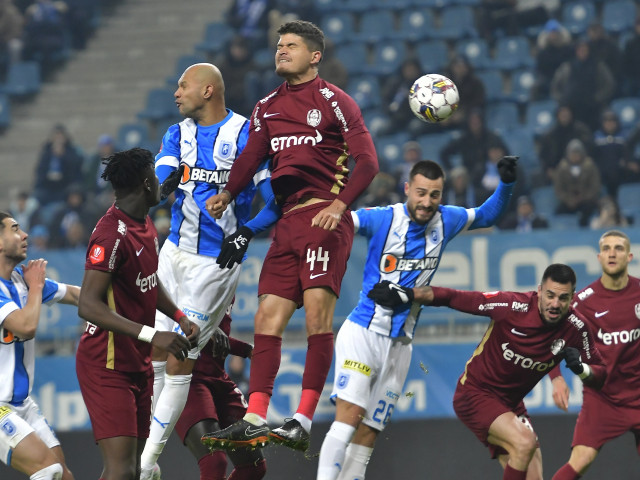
<box><xmin>0</xmin><ymin>417</ymin><xmax>16</xmax><ymax>436</ymax></box>
<box><xmin>550</xmin><ymin>338</ymin><xmax>565</xmax><ymax>355</ymax></box>
<box><xmin>89</xmin><ymin>245</ymin><xmax>105</xmax><ymax>264</ymax></box>
<box><xmin>218</xmin><ymin>141</ymin><xmax>233</xmax><ymax>159</ymax></box>
<box><xmin>380</xmin><ymin>253</ymin><xmax>438</xmax><ymax>273</ymax></box>
<box><xmin>337</xmin><ymin>373</ymin><xmax>349</xmax><ymax>389</ymax></box>
<box><xmin>635</xmin><ymin>303</ymin><xmax>640</xmax><ymax>320</ymax></box>
<box><xmin>430</xmin><ymin>229</ymin><xmax>438</xmax><ymax>242</ymax></box>
<box><xmin>307</xmin><ymin>109</ymin><xmax>322</xmax><ymax>127</ymax></box>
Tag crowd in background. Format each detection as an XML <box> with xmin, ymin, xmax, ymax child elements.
<box><xmin>3</xmin><ymin>0</ymin><xmax>640</xmax><ymax>252</ymax></box>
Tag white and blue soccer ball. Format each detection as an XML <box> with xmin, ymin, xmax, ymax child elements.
<box><xmin>408</xmin><ymin>73</ymin><xmax>460</xmax><ymax>123</ymax></box>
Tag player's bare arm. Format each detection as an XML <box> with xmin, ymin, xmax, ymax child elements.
<box><xmin>311</xmin><ymin>198</ymin><xmax>347</xmax><ymax>231</ymax></box>
<box><xmin>79</xmin><ymin>269</ymin><xmax>192</xmax><ymax>358</ymax></box>
<box><xmin>59</xmin><ymin>284</ymin><xmax>80</xmax><ymax>306</ymax></box>
<box><xmin>205</xmin><ymin>189</ymin><xmax>231</xmax><ymax>219</ymax></box>
<box><xmin>156</xmin><ymin>280</ymin><xmax>200</xmax><ymax>349</ymax></box>
<box><xmin>3</xmin><ymin>259</ymin><xmax>47</xmax><ymax>339</ymax></box>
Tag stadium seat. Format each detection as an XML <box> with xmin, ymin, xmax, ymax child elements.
<box><xmin>524</xmin><ymin>99</ymin><xmax>557</xmax><ymax>136</ymax></box>
<box><xmin>486</xmin><ymin>101</ymin><xmax>520</xmax><ymax>132</ymax></box>
<box><xmin>431</xmin><ymin>6</ymin><xmax>476</xmax><ymax>40</ymax></box>
<box><xmin>363</xmin><ymin>108</ymin><xmax>391</xmax><ymax>137</ymax></box>
<box><xmin>0</xmin><ymin>61</ymin><xmax>41</xmax><ymax>97</ymax></box>
<box><xmin>117</xmin><ymin>123</ymin><xmax>150</xmax><ymax>150</ymax></box>
<box><xmin>602</xmin><ymin>0</ymin><xmax>637</xmax><ymax>33</ymax></box>
<box><xmin>476</xmin><ymin>70</ymin><xmax>507</xmax><ymax>102</ymax></box>
<box><xmin>137</xmin><ymin>87</ymin><xmax>179</xmax><ymax>122</ymax></box>
<box><xmin>252</xmin><ymin>47</ymin><xmax>274</xmax><ymax>70</ymax></box>
<box><xmin>394</xmin><ymin>8</ymin><xmax>436</xmax><ymax>42</ymax></box>
<box><xmin>165</xmin><ymin>53</ymin><xmax>206</xmax><ymax>87</ymax></box>
<box><xmin>531</xmin><ymin>185</ymin><xmax>558</xmax><ymax>218</ymax></box>
<box><xmin>547</xmin><ymin>213</ymin><xmax>580</xmax><ymax>230</ymax></box>
<box><xmin>617</xmin><ymin>182</ymin><xmax>640</xmax><ymax>221</ymax></box>
<box><xmin>195</xmin><ymin>22</ymin><xmax>235</xmax><ymax>55</ymax></box>
<box><xmin>363</xmin><ymin>40</ymin><xmax>407</xmax><ymax>76</ymax></box>
<box><xmin>492</xmin><ymin>36</ymin><xmax>534</xmax><ymax>71</ymax></box>
<box><xmin>455</xmin><ymin>38</ymin><xmax>491</xmax><ymax>70</ymax></box>
<box><xmin>416</xmin><ymin>131</ymin><xmax>453</xmax><ymax>164</ymax></box>
<box><xmin>346</xmin><ymin>75</ymin><xmax>382</xmax><ymax>110</ymax></box>
<box><xmin>339</xmin><ymin>0</ymin><xmax>371</xmax><ymax>12</ymax></box>
<box><xmin>355</xmin><ymin>10</ymin><xmax>397</xmax><ymax>42</ymax></box>
<box><xmin>334</xmin><ymin>41</ymin><xmax>369</xmax><ymax>75</ymax></box>
<box><xmin>0</xmin><ymin>94</ymin><xmax>10</xmax><ymax>130</ymax></box>
<box><xmin>610</xmin><ymin>97</ymin><xmax>640</xmax><ymax>130</ymax></box>
<box><xmin>415</xmin><ymin>40</ymin><xmax>450</xmax><ymax>73</ymax></box>
<box><xmin>562</xmin><ymin>0</ymin><xmax>597</xmax><ymax>35</ymax></box>
<box><xmin>510</xmin><ymin>68</ymin><xmax>536</xmax><ymax>104</ymax></box>
<box><xmin>501</xmin><ymin>127</ymin><xmax>538</xmax><ymax>180</ymax></box>
<box><xmin>375</xmin><ymin>132</ymin><xmax>411</xmax><ymax>168</ymax></box>
<box><xmin>320</xmin><ymin>12</ymin><xmax>356</xmax><ymax>44</ymax></box>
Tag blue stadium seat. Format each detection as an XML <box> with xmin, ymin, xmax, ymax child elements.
<box><xmin>548</xmin><ymin>213</ymin><xmax>581</xmax><ymax>230</ymax></box>
<box><xmin>137</xmin><ymin>88</ymin><xmax>179</xmax><ymax>122</ymax></box>
<box><xmin>510</xmin><ymin>68</ymin><xmax>536</xmax><ymax>104</ymax></box>
<box><xmin>617</xmin><ymin>182</ymin><xmax>640</xmax><ymax>221</ymax></box>
<box><xmin>524</xmin><ymin>99</ymin><xmax>557</xmax><ymax>136</ymax></box>
<box><xmin>339</xmin><ymin>0</ymin><xmax>371</xmax><ymax>12</ymax></box>
<box><xmin>117</xmin><ymin>123</ymin><xmax>150</xmax><ymax>150</ymax></box>
<box><xmin>320</xmin><ymin>12</ymin><xmax>356</xmax><ymax>44</ymax></box>
<box><xmin>431</xmin><ymin>6</ymin><xmax>476</xmax><ymax>40</ymax></box>
<box><xmin>562</xmin><ymin>0</ymin><xmax>597</xmax><ymax>35</ymax></box>
<box><xmin>363</xmin><ymin>40</ymin><xmax>407</xmax><ymax>76</ymax></box>
<box><xmin>165</xmin><ymin>53</ymin><xmax>207</xmax><ymax>87</ymax></box>
<box><xmin>346</xmin><ymin>75</ymin><xmax>382</xmax><ymax>110</ymax></box>
<box><xmin>501</xmin><ymin>127</ymin><xmax>538</xmax><ymax>179</ymax></box>
<box><xmin>394</xmin><ymin>8</ymin><xmax>436</xmax><ymax>42</ymax></box>
<box><xmin>416</xmin><ymin>131</ymin><xmax>453</xmax><ymax>164</ymax></box>
<box><xmin>455</xmin><ymin>38</ymin><xmax>491</xmax><ymax>70</ymax></box>
<box><xmin>0</xmin><ymin>61</ymin><xmax>41</xmax><ymax>97</ymax></box>
<box><xmin>0</xmin><ymin>94</ymin><xmax>10</xmax><ymax>130</ymax></box>
<box><xmin>492</xmin><ymin>36</ymin><xmax>534</xmax><ymax>71</ymax></box>
<box><xmin>602</xmin><ymin>0</ymin><xmax>637</xmax><ymax>33</ymax></box>
<box><xmin>196</xmin><ymin>22</ymin><xmax>235</xmax><ymax>54</ymax></box>
<box><xmin>355</xmin><ymin>10</ymin><xmax>397</xmax><ymax>42</ymax></box>
<box><xmin>410</xmin><ymin>0</ymin><xmax>446</xmax><ymax>6</ymax></box>
<box><xmin>373</xmin><ymin>0</ymin><xmax>412</xmax><ymax>9</ymax></box>
<box><xmin>252</xmin><ymin>47</ymin><xmax>274</xmax><ymax>70</ymax></box>
<box><xmin>375</xmin><ymin>132</ymin><xmax>411</xmax><ymax>168</ymax></box>
<box><xmin>531</xmin><ymin>185</ymin><xmax>558</xmax><ymax>218</ymax></box>
<box><xmin>363</xmin><ymin>108</ymin><xmax>391</xmax><ymax>137</ymax></box>
<box><xmin>486</xmin><ymin>101</ymin><xmax>520</xmax><ymax>132</ymax></box>
<box><xmin>476</xmin><ymin>69</ymin><xmax>507</xmax><ymax>102</ymax></box>
<box><xmin>415</xmin><ymin>40</ymin><xmax>449</xmax><ymax>73</ymax></box>
<box><xmin>610</xmin><ymin>97</ymin><xmax>640</xmax><ymax>130</ymax></box>
<box><xmin>335</xmin><ymin>41</ymin><xmax>369</xmax><ymax>75</ymax></box>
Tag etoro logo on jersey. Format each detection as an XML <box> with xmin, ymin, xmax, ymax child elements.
<box><xmin>271</xmin><ymin>129</ymin><xmax>323</xmax><ymax>152</ymax></box>
<box><xmin>180</xmin><ymin>164</ymin><xmax>230</xmax><ymax>184</ymax></box>
<box><xmin>379</xmin><ymin>253</ymin><xmax>438</xmax><ymax>273</ymax></box>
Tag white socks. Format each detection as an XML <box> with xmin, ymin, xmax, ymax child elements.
<box><xmin>151</xmin><ymin>360</ymin><xmax>166</xmax><ymax>413</ymax></box>
<box><xmin>317</xmin><ymin>421</ymin><xmax>356</xmax><ymax>480</ymax></box>
<box><xmin>141</xmin><ymin>373</ymin><xmax>192</xmax><ymax>470</ymax></box>
<box><xmin>30</xmin><ymin>463</ymin><xmax>63</xmax><ymax>480</ymax></box>
<box><xmin>293</xmin><ymin>412</ymin><xmax>312</xmax><ymax>433</ymax></box>
<box><xmin>337</xmin><ymin>443</ymin><xmax>373</xmax><ymax>480</ymax></box>
<box><xmin>244</xmin><ymin>412</ymin><xmax>267</xmax><ymax>426</ymax></box>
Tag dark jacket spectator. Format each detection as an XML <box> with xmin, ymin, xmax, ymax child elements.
<box><xmin>593</xmin><ymin>110</ymin><xmax>627</xmax><ymax>196</ymax></box>
<box><xmin>499</xmin><ymin>195</ymin><xmax>549</xmax><ymax>232</ymax></box>
<box><xmin>443</xmin><ymin>55</ymin><xmax>486</xmax><ymax>130</ymax></box>
<box><xmin>533</xmin><ymin>19</ymin><xmax>572</xmax><ymax>100</ymax></box>
<box><xmin>0</xmin><ymin>0</ymin><xmax>24</xmax><ymax>71</ymax></box>
<box><xmin>622</xmin><ymin>17</ymin><xmax>640</xmax><ymax>96</ymax></box>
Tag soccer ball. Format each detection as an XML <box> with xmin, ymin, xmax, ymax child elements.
<box><xmin>408</xmin><ymin>74</ymin><xmax>460</xmax><ymax>123</ymax></box>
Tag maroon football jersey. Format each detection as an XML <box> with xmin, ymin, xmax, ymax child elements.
<box><xmin>431</xmin><ymin>287</ymin><xmax>606</xmax><ymax>408</ymax></box>
<box><xmin>573</xmin><ymin>276</ymin><xmax>640</xmax><ymax>408</ymax></box>
<box><xmin>77</xmin><ymin>205</ymin><xmax>160</xmax><ymax>372</ymax></box>
<box><xmin>225</xmin><ymin>76</ymin><xmax>378</xmax><ymax>209</ymax></box>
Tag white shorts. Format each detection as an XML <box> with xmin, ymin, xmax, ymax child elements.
<box><xmin>0</xmin><ymin>397</ymin><xmax>59</xmax><ymax>465</ymax></box>
<box><xmin>331</xmin><ymin>320</ymin><xmax>412</xmax><ymax>432</ymax></box>
<box><xmin>155</xmin><ymin>241</ymin><xmax>240</xmax><ymax>359</ymax></box>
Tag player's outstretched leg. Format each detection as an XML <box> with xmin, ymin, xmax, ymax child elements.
<box><xmin>269</xmin><ymin>418</ymin><xmax>311</xmax><ymax>452</ymax></box>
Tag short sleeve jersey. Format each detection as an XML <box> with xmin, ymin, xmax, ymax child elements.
<box><xmin>573</xmin><ymin>276</ymin><xmax>640</xmax><ymax>408</ymax></box>
<box><xmin>431</xmin><ymin>288</ymin><xmax>605</xmax><ymax>408</ymax></box>
<box><xmin>236</xmin><ymin>76</ymin><xmax>372</xmax><ymax>207</ymax></box>
<box><xmin>76</xmin><ymin>205</ymin><xmax>160</xmax><ymax>372</ymax></box>
<box><xmin>0</xmin><ymin>269</ymin><xmax>65</xmax><ymax>404</ymax></box>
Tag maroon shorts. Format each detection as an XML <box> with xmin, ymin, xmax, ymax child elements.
<box><xmin>258</xmin><ymin>202</ymin><xmax>354</xmax><ymax>305</ymax></box>
<box><xmin>174</xmin><ymin>369</ymin><xmax>247</xmax><ymax>443</ymax></box>
<box><xmin>76</xmin><ymin>359</ymin><xmax>152</xmax><ymax>442</ymax></box>
<box><xmin>573</xmin><ymin>391</ymin><xmax>640</xmax><ymax>453</ymax></box>
<box><xmin>453</xmin><ymin>383</ymin><xmax>532</xmax><ymax>459</ymax></box>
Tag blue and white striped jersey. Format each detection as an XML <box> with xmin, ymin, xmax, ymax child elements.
<box><xmin>347</xmin><ymin>182</ymin><xmax>512</xmax><ymax>339</ymax></box>
<box><xmin>155</xmin><ymin>111</ymin><xmax>271</xmax><ymax>257</ymax></box>
<box><xmin>0</xmin><ymin>269</ymin><xmax>65</xmax><ymax>405</ymax></box>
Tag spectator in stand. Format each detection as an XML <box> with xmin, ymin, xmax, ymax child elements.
<box><xmin>28</xmin><ymin>223</ymin><xmax>50</xmax><ymax>252</ymax></box>
<box><xmin>22</xmin><ymin>0</ymin><xmax>69</xmax><ymax>73</ymax></box>
<box><xmin>499</xmin><ymin>195</ymin><xmax>549</xmax><ymax>232</ymax></box>
<box><xmin>478</xmin><ymin>0</ymin><xmax>557</xmax><ymax>40</ymax></box>
<box><xmin>443</xmin><ymin>55</ymin><xmax>486</xmax><ymax>130</ymax></box>
<box><xmin>589</xmin><ymin>195</ymin><xmax>630</xmax><ymax>230</ymax></box>
<box><xmin>593</xmin><ymin>110</ymin><xmax>627</xmax><ymax>197</ymax></box>
<box><xmin>533</xmin><ymin>19</ymin><xmax>573</xmax><ymax>100</ymax></box>
<box><xmin>622</xmin><ymin>17</ymin><xmax>640</xmax><ymax>96</ymax></box>
<box><xmin>8</xmin><ymin>190</ymin><xmax>40</xmax><ymax>232</ymax></box>
<box><xmin>354</xmin><ymin>172</ymin><xmax>401</xmax><ymax>210</ymax></box>
<box><xmin>227</xmin><ymin>354</ymin><xmax>250</xmax><ymax>396</ymax></box>
<box><xmin>586</xmin><ymin>22</ymin><xmax>623</xmax><ymax>92</ymax></box>
<box><xmin>440</xmin><ymin>109</ymin><xmax>507</xmax><ymax>175</ymax></box>
<box><xmin>445</xmin><ymin>166</ymin><xmax>480</xmax><ymax>209</ymax></box>
<box><xmin>83</xmin><ymin>134</ymin><xmax>116</xmax><ymax>213</ymax></box>
<box><xmin>32</xmin><ymin>124</ymin><xmax>84</xmax><ymax>211</ymax></box>
<box><xmin>538</xmin><ymin>104</ymin><xmax>593</xmax><ymax>184</ymax></box>
<box><xmin>551</xmin><ymin>39</ymin><xmax>615</xmax><ymax>131</ymax></box>
<box><xmin>379</xmin><ymin>58</ymin><xmax>425</xmax><ymax>136</ymax></box>
<box><xmin>226</xmin><ymin>0</ymin><xmax>273</xmax><ymax>48</ymax></box>
<box><xmin>476</xmin><ymin>140</ymin><xmax>527</xmax><ymax>211</ymax></box>
<box><xmin>318</xmin><ymin>39</ymin><xmax>347</xmax><ymax>90</ymax></box>
<box><xmin>211</xmin><ymin>35</ymin><xmax>259</xmax><ymax>118</ymax></box>
<box><xmin>622</xmin><ymin>122</ymin><xmax>640</xmax><ymax>184</ymax></box>
<box><xmin>0</xmin><ymin>0</ymin><xmax>24</xmax><ymax>77</ymax></box>
<box><xmin>48</xmin><ymin>184</ymin><xmax>97</xmax><ymax>249</ymax></box>
<box><xmin>552</xmin><ymin>138</ymin><xmax>601</xmax><ymax>227</ymax></box>
<box><xmin>393</xmin><ymin>140</ymin><xmax>422</xmax><ymax>193</ymax></box>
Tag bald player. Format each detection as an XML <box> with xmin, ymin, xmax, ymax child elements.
<box><xmin>140</xmin><ymin>63</ymin><xmax>279</xmax><ymax>478</ymax></box>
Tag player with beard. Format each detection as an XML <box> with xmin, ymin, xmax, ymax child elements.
<box><xmin>316</xmin><ymin>158</ymin><xmax>516</xmax><ymax>480</ymax></box>
<box><xmin>368</xmin><ymin>264</ymin><xmax>607</xmax><ymax>480</ymax></box>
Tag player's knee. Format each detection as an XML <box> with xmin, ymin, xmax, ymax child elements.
<box><xmin>511</xmin><ymin>431</ymin><xmax>538</xmax><ymax>460</ymax></box>
<box><xmin>570</xmin><ymin>445</ymin><xmax>598</xmax><ymax>470</ymax></box>
<box><xmin>29</xmin><ymin>462</ymin><xmax>63</xmax><ymax>480</ymax></box>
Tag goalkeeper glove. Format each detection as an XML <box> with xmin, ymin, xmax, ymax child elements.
<box><xmin>497</xmin><ymin>155</ymin><xmax>519</xmax><ymax>184</ymax></box>
<box><xmin>560</xmin><ymin>347</ymin><xmax>591</xmax><ymax>379</ymax></box>
<box><xmin>216</xmin><ymin>226</ymin><xmax>253</xmax><ymax>269</ymax></box>
<box><xmin>367</xmin><ymin>280</ymin><xmax>414</xmax><ymax>308</ymax></box>
<box><xmin>160</xmin><ymin>164</ymin><xmax>185</xmax><ymax>201</ymax></box>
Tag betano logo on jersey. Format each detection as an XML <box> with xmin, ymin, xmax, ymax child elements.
<box><xmin>379</xmin><ymin>253</ymin><xmax>438</xmax><ymax>273</ymax></box>
<box><xmin>180</xmin><ymin>164</ymin><xmax>230</xmax><ymax>184</ymax></box>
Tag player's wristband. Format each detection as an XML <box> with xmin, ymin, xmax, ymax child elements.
<box><xmin>172</xmin><ymin>309</ymin><xmax>186</xmax><ymax>323</ymax></box>
<box><xmin>138</xmin><ymin>325</ymin><xmax>157</xmax><ymax>343</ymax></box>
<box><xmin>578</xmin><ymin>364</ymin><xmax>591</xmax><ymax>380</ymax></box>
